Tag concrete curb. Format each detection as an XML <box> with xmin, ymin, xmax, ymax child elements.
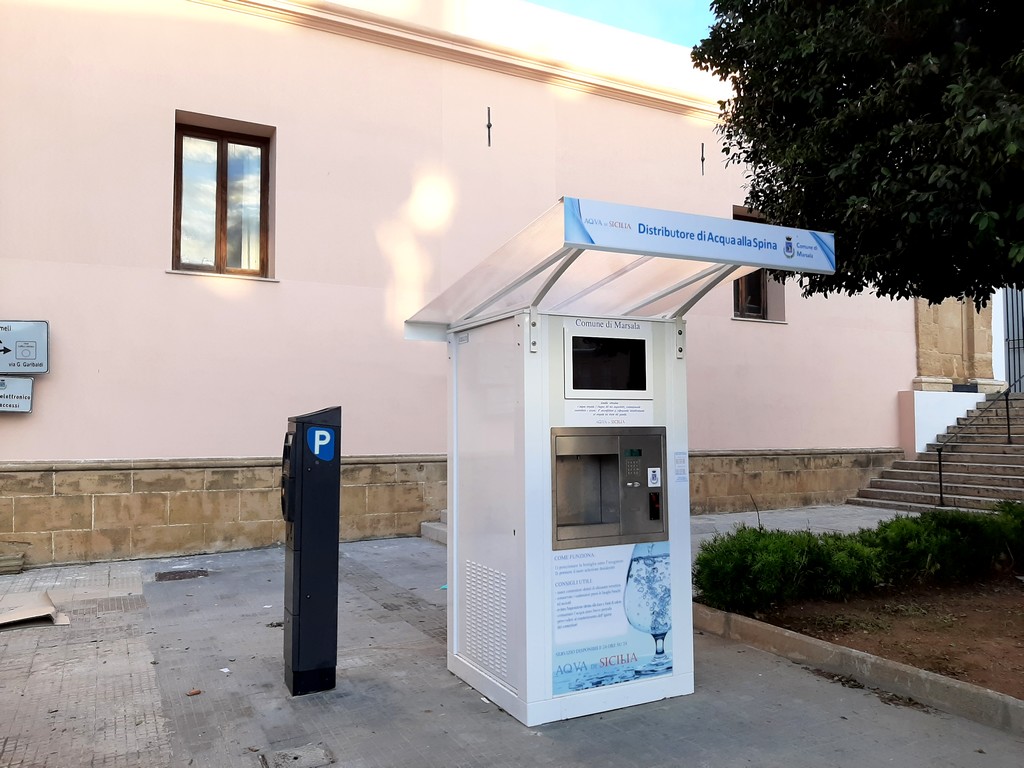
<box><xmin>693</xmin><ymin>602</ymin><xmax>1024</xmax><ymax>737</ymax></box>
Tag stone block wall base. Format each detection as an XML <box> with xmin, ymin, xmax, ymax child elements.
<box><xmin>913</xmin><ymin>376</ymin><xmax>954</xmax><ymax>392</ymax></box>
<box><xmin>2</xmin><ymin>448</ymin><xmax>897</xmax><ymax>565</ymax></box>
<box><xmin>688</xmin><ymin>448</ymin><xmax>903</xmax><ymax>515</ymax></box>
<box><xmin>970</xmin><ymin>378</ymin><xmax>1007</xmax><ymax>394</ymax></box>
<box><xmin>0</xmin><ymin>455</ymin><xmax>446</xmax><ymax>568</ymax></box>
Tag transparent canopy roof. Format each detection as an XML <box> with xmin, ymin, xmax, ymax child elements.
<box><xmin>406</xmin><ymin>197</ymin><xmax>835</xmax><ymax>340</ymax></box>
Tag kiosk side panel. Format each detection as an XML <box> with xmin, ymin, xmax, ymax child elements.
<box><xmin>451</xmin><ymin>317</ymin><xmax>527</xmax><ymax>693</ymax></box>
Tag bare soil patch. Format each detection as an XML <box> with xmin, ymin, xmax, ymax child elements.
<box><xmin>762</xmin><ymin>576</ymin><xmax>1024</xmax><ymax>700</ymax></box>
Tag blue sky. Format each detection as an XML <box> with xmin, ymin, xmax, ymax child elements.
<box><xmin>524</xmin><ymin>1</ymin><xmax>716</xmax><ymax>48</ymax></box>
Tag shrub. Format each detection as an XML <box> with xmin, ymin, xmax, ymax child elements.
<box><xmin>809</xmin><ymin>534</ymin><xmax>883</xmax><ymax>599</ymax></box>
<box><xmin>916</xmin><ymin>509</ymin><xmax>1006</xmax><ymax>583</ymax></box>
<box><xmin>693</xmin><ymin>526</ymin><xmax>881</xmax><ymax>613</ymax></box>
<box><xmin>693</xmin><ymin>527</ymin><xmax>788</xmax><ymax>613</ymax></box>
<box><xmin>693</xmin><ymin>503</ymin><xmax>1024</xmax><ymax>615</ymax></box>
<box><xmin>864</xmin><ymin>508</ymin><xmax>1020</xmax><ymax>585</ymax></box>
<box><xmin>993</xmin><ymin>500</ymin><xmax>1024</xmax><ymax>570</ymax></box>
<box><xmin>859</xmin><ymin>514</ymin><xmax>942</xmax><ymax>583</ymax></box>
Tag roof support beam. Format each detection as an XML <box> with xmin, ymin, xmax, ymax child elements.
<box><xmin>459</xmin><ymin>246</ymin><xmax>576</xmax><ymax>324</ymax></box>
<box><xmin>672</xmin><ymin>264</ymin><xmax>740</xmax><ymax>318</ymax></box>
<box><xmin>548</xmin><ymin>256</ymin><xmax>653</xmax><ymax>312</ymax></box>
<box><xmin>531</xmin><ymin>248</ymin><xmax>584</xmax><ymax>309</ymax></box>
<box><xmin>621</xmin><ymin>263</ymin><xmax>725</xmax><ymax>316</ymax></box>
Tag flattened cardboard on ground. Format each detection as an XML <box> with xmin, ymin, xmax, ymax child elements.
<box><xmin>0</xmin><ymin>591</ymin><xmax>70</xmax><ymax>629</ymax></box>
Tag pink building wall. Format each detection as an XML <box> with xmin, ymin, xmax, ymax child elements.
<box><xmin>0</xmin><ymin>0</ymin><xmax>915</xmax><ymax>462</ymax></box>
<box><xmin>685</xmin><ymin>285</ymin><xmax>915</xmax><ymax>450</ymax></box>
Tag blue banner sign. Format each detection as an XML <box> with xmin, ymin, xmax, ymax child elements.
<box><xmin>564</xmin><ymin>197</ymin><xmax>835</xmax><ymax>274</ymax></box>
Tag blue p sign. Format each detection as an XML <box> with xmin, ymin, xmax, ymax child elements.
<box><xmin>307</xmin><ymin>427</ymin><xmax>336</xmax><ymax>461</ymax></box>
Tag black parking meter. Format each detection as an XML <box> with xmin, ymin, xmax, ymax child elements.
<box><xmin>281</xmin><ymin>406</ymin><xmax>341</xmax><ymax>695</ymax></box>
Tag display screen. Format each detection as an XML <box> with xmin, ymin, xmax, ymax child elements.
<box><xmin>571</xmin><ymin>336</ymin><xmax>647</xmax><ymax>391</ymax></box>
<box><xmin>624</xmin><ymin>448</ymin><xmax>642</xmax><ymax>457</ymax></box>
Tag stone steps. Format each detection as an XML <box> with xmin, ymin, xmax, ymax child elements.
<box><xmin>846</xmin><ymin>496</ymin><xmax>974</xmax><ymax>514</ymax></box>
<box><xmin>893</xmin><ymin>457</ymin><xmax>1024</xmax><ymax>474</ymax></box>
<box><xmin>853</xmin><ymin>392</ymin><xmax>1024</xmax><ymax>510</ymax></box>
<box><xmin>954</xmin><ymin>416</ymin><xmax>1024</xmax><ymax>428</ymax></box>
<box><xmin>865</xmin><ymin>477</ymin><xmax>1024</xmax><ymax>501</ymax></box>
<box><xmin>880</xmin><ymin>468</ymin><xmax>1024</xmax><ymax>488</ymax></box>
<box><xmin>855</xmin><ymin>487</ymin><xmax>1000</xmax><ymax>511</ymax></box>
<box><xmin>925</xmin><ymin>441</ymin><xmax>1024</xmax><ymax>454</ymax></box>
<box><xmin>420</xmin><ymin>508</ymin><xmax>447</xmax><ymax>545</ymax></box>
<box><xmin>932</xmin><ymin>433</ymin><xmax>1024</xmax><ymax>445</ymax></box>
<box><xmin>982</xmin><ymin>392</ymin><xmax>1024</xmax><ymax>400</ymax></box>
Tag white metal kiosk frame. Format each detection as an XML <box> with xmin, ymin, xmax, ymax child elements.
<box><xmin>407</xmin><ymin>197</ymin><xmax>834</xmax><ymax>726</ymax></box>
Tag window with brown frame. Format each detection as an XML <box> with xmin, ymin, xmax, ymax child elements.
<box><xmin>731</xmin><ymin>206</ymin><xmax>786</xmax><ymax>322</ymax></box>
<box><xmin>734</xmin><ymin>269</ymin><xmax>768</xmax><ymax>319</ymax></box>
<box><xmin>172</xmin><ymin>124</ymin><xmax>269</xmax><ymax>276</ymax></box>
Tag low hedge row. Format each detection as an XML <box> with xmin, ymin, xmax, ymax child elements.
<box><xmin>692</xmin><ymin>502</ymin><xmax>1024</xmax><ymax>614</ymax></box>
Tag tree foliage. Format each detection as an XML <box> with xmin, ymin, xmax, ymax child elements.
<box><xmin>692</xmin><ymin>1</ymin><xmax>1024</xmax><ymax>304</ymax></box>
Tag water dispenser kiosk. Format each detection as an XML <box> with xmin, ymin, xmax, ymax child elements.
<box><xmin>406</xmin><ymin>197</ymin><xmax>834</xmax><ymax>725</ymax></box>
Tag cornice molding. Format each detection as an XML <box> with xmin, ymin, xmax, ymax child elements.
<box><xmin>189</xmin><ymin>0</ymin><xmax>721</xmax><ymax>121</ymax></box>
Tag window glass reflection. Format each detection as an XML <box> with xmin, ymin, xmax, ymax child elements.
<box><xmin>180</xmin><ymin>136</ymin><xmax>218</xmax><ymax>267</ymax></box>
<box><xmin>226</xmin><ymin>143</ymin><xmax>262</xmax><ymax>271</ymax></box>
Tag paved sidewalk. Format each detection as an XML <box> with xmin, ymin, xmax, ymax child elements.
<box><xmin>690</xmin><ymin>503</ymin><xmax>913</xmax><ymax>561</ymax></box>
<box><xmin>2</xmin><ymin>504</ymin><xmax>1022</xmax><ymax>767</ymax></box>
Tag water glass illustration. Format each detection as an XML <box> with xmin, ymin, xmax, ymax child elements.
<box><xmin>623</xmin><ymin>541</ymin><xmax>671</xmax><ymax>676</ymax></box>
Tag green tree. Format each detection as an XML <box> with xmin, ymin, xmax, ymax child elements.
<box><xmin>691</xmin><ymin>1</ymin><xmax>1024</xmax><ymax>304</ymax></box>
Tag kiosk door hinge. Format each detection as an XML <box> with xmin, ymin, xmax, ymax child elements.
<box><xmin>529</xmin><ymin>307</ymin><xmax>540</xmax><ymax>353</ymax></box>
<box><xmin>674</xmin><ymin>317</ymin><xmax>686</xmax><ymax>359</ymax></box>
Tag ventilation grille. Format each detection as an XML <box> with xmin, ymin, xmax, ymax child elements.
<box><xmin>462</xmin><ymin>560</ymin><xmax>510</xmax><ymax>684</ymax></box>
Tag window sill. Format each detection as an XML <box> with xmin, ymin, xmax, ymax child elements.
<box><xmin>166</xmin><ymin>270</ymin><xmax>279</xmax><ymax>283</ymax></box>
<box><xmin>731</xmin><ymin>316</ymin><xmax>787</xmax><ymax>325</ymax></box>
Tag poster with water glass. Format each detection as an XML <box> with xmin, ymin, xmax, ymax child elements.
<box><xmin>552</xmin><ymin>542</ymin><xmax>672</xmax><ymax>694</ymax></box>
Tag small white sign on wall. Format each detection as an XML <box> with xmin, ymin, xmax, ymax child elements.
<box><xmin>0</xmin><ymin>321</ymin><xmax>49</xmax><ymax>374</ymax></box>
<box><xmin>0</xmin><ymin>376</ymin><xmax>33</xmax><ymax>413</ymax></box>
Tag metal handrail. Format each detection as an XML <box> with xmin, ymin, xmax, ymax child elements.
<box><xmin>935</xmin><ymin>373</ymin><xmax>1024</xmax><ymax>506</ymax></box>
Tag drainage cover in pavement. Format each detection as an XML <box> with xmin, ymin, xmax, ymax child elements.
<box><xmin>258</xmin><ymin>743</ymin><xmax>334</xmax><ymax>768</ymax></box>
<box><xmin>154</xmin><ymin>569</ymin><xmax>209</xmax><ymax>582</ymax></box>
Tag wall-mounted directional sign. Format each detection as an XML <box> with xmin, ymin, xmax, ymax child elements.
<box><xmin>0</xmin><ymin>376</ymin><xmax>33</xmax><ymax>413</ymax></box>
<box><xmin>0</xmin><ymin>321</ymin><xmax>48</xmax><ymax>374</ymax></box>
